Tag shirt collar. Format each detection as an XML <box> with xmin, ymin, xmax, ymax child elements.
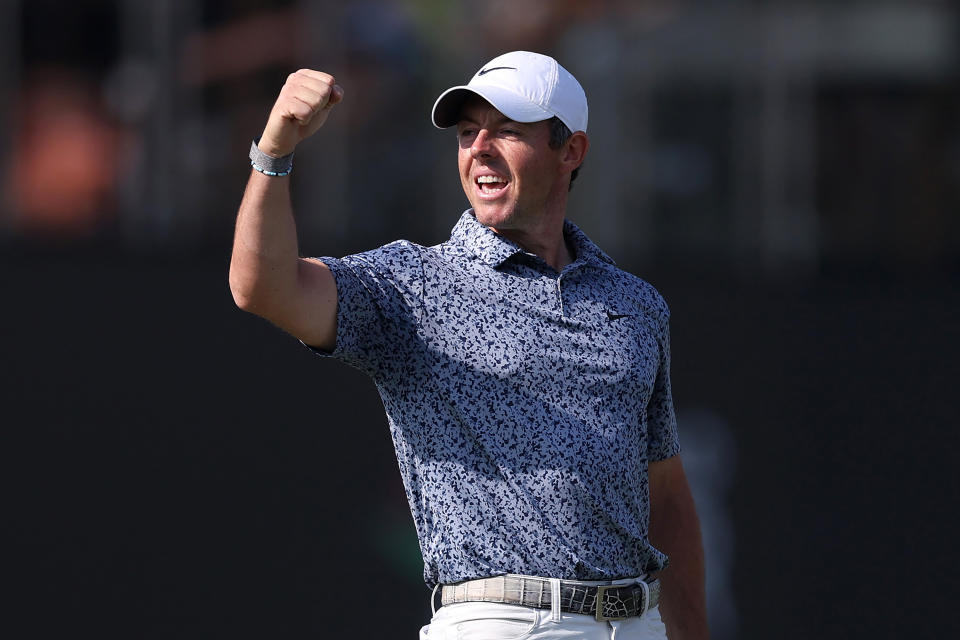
<box><xmin>450</xmin><ymin>210</ymin><xmax>616</xmax><ymax>269</ymax></box>
<box><xmin>563</xmin><ymin>218</ymin><xmax>617</xmax><ymax>268</ymax></box>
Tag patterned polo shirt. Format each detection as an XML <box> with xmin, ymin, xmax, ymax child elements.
<box><xmin>313</xmin><ymin>210</ymin><xmax>681</xmax><ymax>588</ymax></box>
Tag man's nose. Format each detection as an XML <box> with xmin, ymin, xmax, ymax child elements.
<box><xmin>471</xmin><ymin>129</ymin><xmax>495</xmax><ymax>159</ymax></box>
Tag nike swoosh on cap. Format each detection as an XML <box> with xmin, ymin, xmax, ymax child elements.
<box><xmin>478</xmin><ymin>66</ymin><xmax>517</xmax><ymax>75</ymax></box>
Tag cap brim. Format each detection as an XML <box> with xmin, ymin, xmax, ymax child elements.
<box><xmin>431</xmin><ymin>85</ymin><xmax>554</xmax><ymax>129</ymax></box>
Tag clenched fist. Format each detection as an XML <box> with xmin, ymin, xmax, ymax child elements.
<box><xmin>258</xmin><ymin>70</ymin><xmax>344</xmax><ymax>158</ymax></box>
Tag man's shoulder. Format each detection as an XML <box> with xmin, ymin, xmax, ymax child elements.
<box><xmin>341</xmin><ymin>238</ymin><xmax>425</xmax><ymax>269</ymax></box>
<box><xmin>330</xmin><ymin>227</ymin><xmax>483</xmax><ymax>280</ymax></box>
<box><xmin>594</xmin><ymin>262</ymin><xmax>671</xmax><ymax>321</ymax></box>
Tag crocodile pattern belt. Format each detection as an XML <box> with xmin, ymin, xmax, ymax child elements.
<box><xmin>440</xmin><ymin>575</ymin><xmax>661</xmax><ymax>622</ymax></box>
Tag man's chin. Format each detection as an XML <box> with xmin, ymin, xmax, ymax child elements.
<box><xmin>471</xmin><ymin>205</ymin><xmax>514</xmax><ymax>230</ymax></box>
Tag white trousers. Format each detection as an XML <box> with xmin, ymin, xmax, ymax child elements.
<box><xmin>420</xmin><ymin>600</ymin><xmax>667</xmax><ymax>639</ymax></box>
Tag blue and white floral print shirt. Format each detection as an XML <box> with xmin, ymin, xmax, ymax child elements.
<box><xmin>313</xmin><ymin>210</ymin><xmax>681</xmax><ymax>588</ymax></box>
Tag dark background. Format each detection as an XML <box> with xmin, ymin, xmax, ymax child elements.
<box><xmin>4</xmin><ymin>2</ymin><xmax>959</xmax><ymax>638</ymax></box>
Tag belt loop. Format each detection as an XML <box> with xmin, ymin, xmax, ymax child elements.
<box><xmin>637</xmin><ymin>579</ymin><xmax>650</xmax><ymax>619</ymax></box>
<box><xmin>549</xmin><ymin>578</ymin><xmax>561</xmax><ymax>622</ymax></box>
<box><xmin>431</xmin><ymin>583</ymin><xmax>440</xmax><ymax>616</ymax></box>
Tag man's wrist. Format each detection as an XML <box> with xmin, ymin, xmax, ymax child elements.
<box><xmin>250</xmin><ymin>139</ymin><xmax>294</xmax><ymax>177</ymax></box>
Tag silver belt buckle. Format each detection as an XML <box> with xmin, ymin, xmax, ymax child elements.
<box><xmin>594</xmin><ymin>584</ymin><xmax>629</xmax><ymax>622</ymax></box>
<box><xmin>594</xmin><ymin>581</ymin><xmax>649</xmax><ymax>622</ymax></box>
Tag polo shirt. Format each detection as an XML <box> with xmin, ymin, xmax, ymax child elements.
<box><xmin>313</xmin><ymin>210</ymin><xmax>681</xmax><ymax>588</ymax></box>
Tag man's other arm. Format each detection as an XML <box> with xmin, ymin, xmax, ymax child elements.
<box><xmin>229</xmin><ymin>70</ymin><xmax>343</xmax><ymax>351</ymax></box>
<box><xmin>649</xmin><ymin>455</ymin><xmax>709</xmax><ymax>640</ymax></box>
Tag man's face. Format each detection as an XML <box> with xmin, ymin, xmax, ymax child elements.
<box><xmin>456</xmin><ymin>97</ymin><xmax>565</xmax><ymax>232</ymax></box>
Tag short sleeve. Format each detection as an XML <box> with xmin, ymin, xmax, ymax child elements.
<box><xmin>307</xmin><ymin>240</ymin><xmax>424</xmax><ymax>379</ymax></box>
<box><xmin>646</xmin><ymin>312</ymin><xmax>682</xmax><ymax>461</ymax></box>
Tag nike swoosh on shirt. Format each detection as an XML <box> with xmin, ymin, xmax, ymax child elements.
<box><xmin>478</xmin><ymin>66</ymin><xmax>517</xmax><ymax>75</ymax></box>
<box><xmin>606</xmin><ymin>310</ymin><xmax>631</xmax><ymax>321</ymax></box>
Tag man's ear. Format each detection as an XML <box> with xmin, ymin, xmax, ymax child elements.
<box><xmin>561</xmin><ymin>131</ymin><xmax>589</xmax><ymax>172</ymax></box>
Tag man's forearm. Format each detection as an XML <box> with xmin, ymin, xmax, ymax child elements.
<box><xmin>229</xmin><ymin>170</ymin><xmax>300</xmax><ymax>313</ymax></box>
<box><xmin>649</xmin><ymin>458</ymin><xmax>709</xmax><ymax>639</ymax></box>
<box><xmin>656</xmin><ymin>499</ymin><xmax>708</xmax><ymax>638</ymax></box>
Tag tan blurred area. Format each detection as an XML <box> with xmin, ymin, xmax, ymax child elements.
<box><xmin>10</xmin><ymin>70</ymin><xmax>120</xmax><ymax>234</ymax></box>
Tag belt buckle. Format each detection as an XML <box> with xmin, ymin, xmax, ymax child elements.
<box><xmin>594</xmin><ymin>584</ymin><xmax>630</xmax><ymax>622</ymax></box>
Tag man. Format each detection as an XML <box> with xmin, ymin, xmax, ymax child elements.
<box><xmin>230</xmin><ymin>50</ymin><xmax>708</xmax><ymax>639</ymax></box>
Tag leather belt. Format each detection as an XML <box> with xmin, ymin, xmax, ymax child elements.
<box><xmin>440</xmin><ymin>574</ymin><xmax>661</xmax><ymax>622</ymax></box>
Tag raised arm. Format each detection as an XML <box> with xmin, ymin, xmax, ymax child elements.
<box><xmin>229</xmin><ymin>70</ymin><xmax>344</xmax><ymax>351</ymax></box>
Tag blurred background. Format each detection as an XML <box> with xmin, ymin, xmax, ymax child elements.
<box><xmin>3</xmin><ymin>1</ymin><xmax>958</xmax><ymax>638</ymax></box>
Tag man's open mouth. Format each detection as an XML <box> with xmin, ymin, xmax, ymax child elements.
<box><xmin>477</xmin><ymin>175</ymin><xmax>509</xmax><ymax>195</ymax></box>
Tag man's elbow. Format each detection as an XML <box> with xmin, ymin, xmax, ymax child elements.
<box><xmin>230</xmin><ymin>286</ymin><xmax>255</xmax><ymax>313</ymax></box>
<box><xmin>229</xmin><ymin>266</ymin><xmax>268</xmax><ymax>315</ymax></box>
<box><xmin>229</xmin><ymin>265</ymin><xmax>250</xmax><ymax>308</ymax></box>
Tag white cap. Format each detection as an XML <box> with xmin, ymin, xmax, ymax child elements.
<box><xmin>431</xmin><ymin>51</ymin><xmax>588</xmax><ymax>133</ymax></box>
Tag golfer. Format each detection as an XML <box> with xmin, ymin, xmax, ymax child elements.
<box><xmin>230</xmin><ymin>50</ymin><xmax>709</xmax><ymax>639</ymax></box>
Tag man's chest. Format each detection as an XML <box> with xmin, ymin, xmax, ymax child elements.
<box><xmin>418</xmin><ymin>264</ymin><xmax>662</xmax><ymax>400</ymax></box>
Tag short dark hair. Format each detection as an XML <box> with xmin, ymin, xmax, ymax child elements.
<box><xmin>546</xmin><ymin>117</ymin><xmax>580</xmax><ymax>191</ymax></box>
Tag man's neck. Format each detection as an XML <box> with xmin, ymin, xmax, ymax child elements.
<box><xmin>492</xmin><ymin>222</ymin><xmax>574</xmax><ymax>272</ymax></box>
